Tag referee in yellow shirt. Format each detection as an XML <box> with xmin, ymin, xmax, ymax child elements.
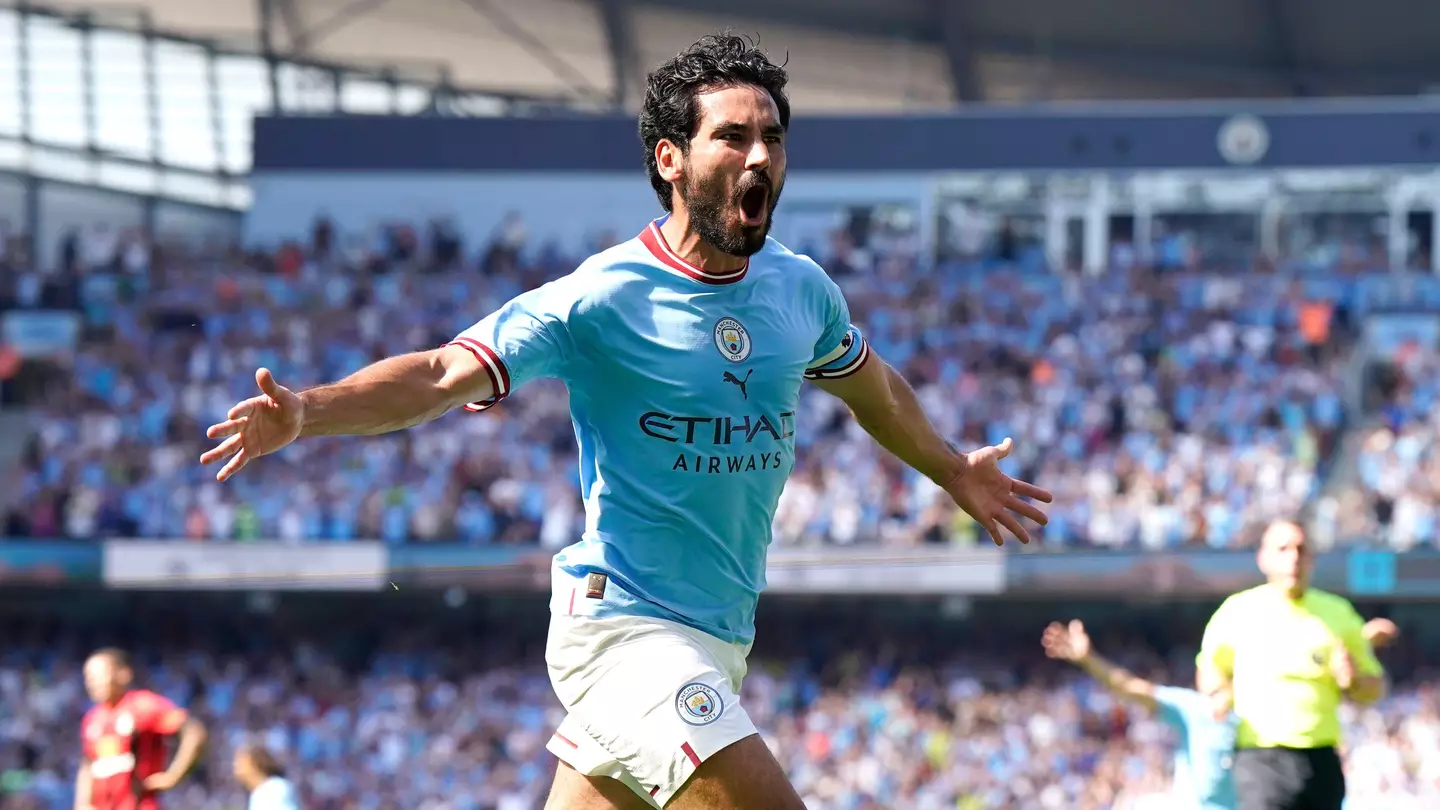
<box><xmin>1196</xmin><ymin>520</ymin><xmax>1386</xmax><ymax>810</ymax></box>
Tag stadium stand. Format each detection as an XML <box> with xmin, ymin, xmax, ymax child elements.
<box><xmin>0</xmin><ymin>212</ymin><xmax>1362</xmax><ymax>548</ymax></box>
<box><xmin>0</xmin><ymin>599</ymin><xmax>1434</xmax><ymax>810</ymax></box>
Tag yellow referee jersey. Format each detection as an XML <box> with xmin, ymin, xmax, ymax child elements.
<box><xmin>1197</xmin><ymin>585</ymin><xmax>1383</xmax><ymax>749</ymax></box>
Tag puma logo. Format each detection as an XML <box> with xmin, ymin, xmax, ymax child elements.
<box><xmin>722</xmin><ymin>369</ymin><xmax>753</xmax><ymax>400</ymax></box>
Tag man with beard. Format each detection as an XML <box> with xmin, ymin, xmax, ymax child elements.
<box><xmin>199</xmin><ymin>34</ymin><xmax>1052</xmax><ymax>809</ymax></box>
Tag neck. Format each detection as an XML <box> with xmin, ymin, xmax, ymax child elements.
<box><xmin>659</xmin><ymin>209</ymin><xmax>746</xmax><ymax>275</ymax></box>
<box><xmin>1270</xmin><ymin>580</ymin><xmax>1306</xmax><ymax>600</ymax></box>
<box><xmin>244</xmin><ymin>774</ymin><xmax>269</xmax><ymax>791</ymax></box>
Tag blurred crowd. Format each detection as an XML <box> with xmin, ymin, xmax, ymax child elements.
<box><xmin>0</xmin><ymin>210</ymin><xmax>1425</xmax><ymax>549</ymax></box>
<box><xmin>1</xmin><ymin>612</ymin><xmax>1435</xmax><ymax>810</ymax></box>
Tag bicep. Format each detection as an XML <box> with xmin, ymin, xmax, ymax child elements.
<box><xmin>447</xmin><ymin>282</ymin><xmax>576</xmax><ymax>410</ymax></box>
<box><xmin>809</xmin><ymin>343</ymin><xmax>885</xmax><ymax>411</ymax></box>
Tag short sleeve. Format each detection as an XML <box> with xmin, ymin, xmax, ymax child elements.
<box><xmin>1197</xmin><ymin>597</ymin><xmax>1237</xmax><ymax>677</ymax></box>
<box><xmin>447</xmin><ymin>278</ymin><xmax>577</xmax><ymax>412</ymax></box>
<box><xmin>1337</xmin><ymin>602</ymin><xmax>1385</xmax><ymax>678</ymax></box>
<box><xmin>1153</xmin><ymin>685</ymin><xmax>1200</xmax><ymax>730</ymax></box>
<box><xmin>803</xmin><ymin>269</ymin><xmax>869</xmax><ymax>381</ymax></box>
<box><xmin>136</xmin><ymin>691</ymin><xmax>188</xmax><ymax>736</ymax></box>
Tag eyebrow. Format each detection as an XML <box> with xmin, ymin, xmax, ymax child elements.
<box><xmin>713</xmin><ymin>121</ymin><xmax>786</xmax><ymax>137</ymax></box>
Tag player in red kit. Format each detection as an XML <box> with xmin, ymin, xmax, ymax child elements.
<box><xmin>76</xmin><ymin>648</ymin><xmax>208</xmax><ymax>810</ymax></box>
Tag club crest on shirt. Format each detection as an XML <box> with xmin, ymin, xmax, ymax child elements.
<box><xmin>713</xmin><ymin>317</ymin><xmax>751</xmax><ymax>363</ymax></box>
<box><xmin>114</xmin><ymin>712</ymin><xmax>134</xmax><ymax>736</ymax></box>
<box><xmin>675</xmin><ymin>682</ymin><xmax>724</xmax><ymax>726</ymax></box>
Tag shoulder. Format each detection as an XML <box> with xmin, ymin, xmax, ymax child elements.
<box><xmin>1153</xmin><ymin>685</ymin><xmax>1202</xmax><ymax>712</ymax></box>
<box><xmin>552</xmin><ymin>240</ymin><xmax>670</xmax><ymax>312</ymax></box>
<box><xmin>1305</xmin><ymin>589</ymin><xmax>1362</xmax><ymax>622</ymax></box>
<box><xmin>759</xmin><ymin>238</ymin><xmax>834</xmax><ymax>286</ymax></box>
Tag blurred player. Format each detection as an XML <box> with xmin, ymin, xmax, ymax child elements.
<box><xmin>233</xmin><ymin>744</ymin><xmax>301</xmax><ymax>810</ymax></box>
<box><xmin>1043</xmin><ymin>618</ymin><xmax>1399</xmax><ymax>810</ymax></box>
<box><xmin>76</xmin><ymin>648</ymin><xmax>207</xmax><ymax>810</ymax></box>
<box><xmin>200</xmin><ymin>33</ymin><xmax>1051</xmax><ymax>810</ymax></box>
<box><xmin>1199</xmin><ymin>520</ymin><xmax>1387</xmax><ymax>810</ymax></box>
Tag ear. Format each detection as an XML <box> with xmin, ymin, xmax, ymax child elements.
<box><xmin>655</xmin><ymin>138</ymin><xmax>685</xmax><ymax>185</ymax></box>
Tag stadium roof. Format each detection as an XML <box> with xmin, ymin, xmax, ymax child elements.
<box><xmin>29</xmin><ymin>0</ymin><xmax>1440</xmax><ymax>111</ymax></box>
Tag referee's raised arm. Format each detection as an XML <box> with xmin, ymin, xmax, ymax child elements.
<box><xmin>1201</xmin><ymin>519</ymin><xmax>1386</xmax><ymax>810</ymax></box>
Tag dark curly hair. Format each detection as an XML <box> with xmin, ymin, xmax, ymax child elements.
<box><xmin>639</xmin><ymin>33</ymin><xmax>791</xmax><ymax>213</ymax></box>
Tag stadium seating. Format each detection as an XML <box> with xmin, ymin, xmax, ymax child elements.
<box><xmin>0</xmin><ymin>610</ymin><xmax>1432</xmax><ymax>810</ymax></box>
<box><xmin>0</xmin><ymin>214</ymin><xmax>1369</xmax><ymax>548</ymax></box>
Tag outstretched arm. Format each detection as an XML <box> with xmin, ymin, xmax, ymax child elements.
<box><xmin>1043</xmin><ymin>620</ymin><xmax>1158</xmax><ymax>710</ymax></box>
<box><xmin>202</xmin><ymin>345</ymin><xmax>496</xmax><ymax>481</ymax></box>
<box><xmin>297</xmin><ymin>345</ymin><xmax>496</xmax><ymax>437</ymax></box>
<box><xmin>811</xmin><ymin>351</ymin><xmax>1051</xmax><ymax>545</ymax></box>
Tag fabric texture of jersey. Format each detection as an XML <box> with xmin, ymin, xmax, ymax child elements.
<box><xmin>450</xmin><ymin>218</ymin><xmax>868</xmax><ymax>645</ymax></box>
<box><xmin>248</xmin><ymin>777</ymin><xmax>302</xmax><ymax>810</ymax></box>
<box><xmin>80</xmin><ymin>689</ymin><xmax>188</xmax><ymax>810</ymax></box>
<box><xmin>1197</xmin><ymin>585</ymin><xmax>1384</xmax><ymax>749</ymax></box>
<box><xmin>1154</xmin><ymin>686</ymin><xmax>1239</xmax><ymax>810</ymax></box>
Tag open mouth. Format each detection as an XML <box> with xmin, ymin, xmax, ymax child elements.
<box><xmin>738</xmin><ymin>185</ymin><xmax>769</xmax><ymax>226</ymax></box>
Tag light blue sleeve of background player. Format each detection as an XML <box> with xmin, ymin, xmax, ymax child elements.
<box><xmin>248</xmin><ymin>778</ymin><xmax>301</xmax><ymax>810</ymax></box>
<box><xmin>802</xmin><ymin>265</ymin><xmax>869</xmax><ymax>381</ymax></box>
<box><xmin>448</xmin><ymin>276</ymin><xmax>580</xmax><ymax>411</ymax></box>
<box><xmin>1153</xmin><ymin>684</ymin><xmax>1205</xmax><ymax>731</ymax></box>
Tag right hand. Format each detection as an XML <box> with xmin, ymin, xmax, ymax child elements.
<box><xmin>1329</xmin><ymin>641</ymin><xmax>1356</xmax><ymax>691</ymax></box>
<box><xmin>1042</xmin><ymin>619</ymin><xmax>1092</xmax><ymax>662</ymax></box>
<box><xmin>200</xmin><ymin>368</ymin><xmax>304</xmax><ymax>482</ymax></box>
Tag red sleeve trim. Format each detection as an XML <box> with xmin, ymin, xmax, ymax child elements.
<box><xmin>446</xmin><ymin>337</ymin><xmax>512</xmax><ymax>412</ymax></box>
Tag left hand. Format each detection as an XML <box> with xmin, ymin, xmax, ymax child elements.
<box><xmin>1362</xmin><ymin>618</ymin><xmax>1399</xmax><ymax>650</ymax></box>
<box><xmin>943</xmin><ymin>437</ymin><xmax>1053</xmax><ymax>546</ymax></box>
<box><xmin>142</xmin><ymin>772</ymin><xmax>181</xmax><ymax>793</ymax></box>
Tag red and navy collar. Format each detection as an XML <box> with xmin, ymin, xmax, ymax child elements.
<box><xmin>637</xmin><ymin>217</ymin><xmax>749</xmax><ymax>285</ymax></box>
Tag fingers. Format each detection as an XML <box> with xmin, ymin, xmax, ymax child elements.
<box><xmin>216</xmin><ymin>447</ymin><xmax>250</xmax><ymax>482</ymax></box>
<box><xmin>982</xmin><ymin>520</ymin><xmax>1005</xmax><ymax>547</ymax></box>
<box><xmin>996</xmin><ymin>512</ymin><xmax>1031</xmax><ymax>545</ymax></box>
<box><xmin>1011</xmin><ymin>480</ymin><xmax>1053</xmax><ymax>503</ymax></box>
<box><xmin>206</xmin><ymin>416</ymin><xmax>248</xmax><ymax>440</ymax></box>
<box><xmin>199</xmin><ymin>434</ymin><xmax>243</xmax><ymax>467</ymax></box>
<box><xmin>996</xmin><ymin>436</ymin><xmax>1012</xmax><ymax>458</ymax></box>
<box><xmin>227</xmin><ymin>397</ymin><xmax>264</xmax><ymax>421</ymax></box>
<box><xmin>1069</xmin><ymin>619</ymin><xmax>1085</xmax><ymax>636</ymax></box>
<box><xmin>1005</xmin><ymin>494</ymin><xmax>1049</xmax><ymax>526</ymax></box>
<box><xmin>256</xmin><ymin>367</ymin><xmax>278</xmax><ymax>396</ymax></box>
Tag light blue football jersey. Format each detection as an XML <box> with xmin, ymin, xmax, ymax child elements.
<box><xmin>450</xmin><ymin>217</ymin><xmax>869</xmax><ymax>645</ymax></box>
<box><xmin>1154</xmin><ymin>686</ymin><xmax>1239</xmax><ymax>810</ymax></box>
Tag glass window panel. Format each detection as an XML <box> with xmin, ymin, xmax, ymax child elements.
<box><xmin>155</xmin><ymin>40</ymin><xmax>215</xmax><ymax>170</ymax></box>
<box><xmin>90</xmin><ymin>30</ymin><xmax>150</xmax><ymax>160</ymax></box>
<box><xmin>217</xmin><ymin>55</ymin><xmax>270</xmax><ymax>174</ymax></box>
<box><xmin>0</xmin><ymin>10</ymin><xmax>21</xmax><ymax>136</ymax></box>
<box><xmin>395</xmin><ymin>84</ymin><xmax>431</xmax><ymax>115</ymax></box>
<box><xmin>25</xmin><ymin>15</ymin><xmax>86</xmax><ymax>147</ymax></box>
<box><xmin>340</xmin><ymin>76</ymin><xmax>394</xmax><ymax>114</ymax></box>
<box><xmin>277</xmin><ymin>62</ymin><xmax>336</xmax><ymax>113</ymax></box>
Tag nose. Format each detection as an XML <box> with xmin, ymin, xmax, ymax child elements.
<box><xmin>745</xmin><ymin>139</ymin><xmax>770</xmax><ymax>173</ymax></box>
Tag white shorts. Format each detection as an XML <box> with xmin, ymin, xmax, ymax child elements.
<box><xmin>544</xmin><ymin>611</ymin><xmax>757</xmax><ymax>807</ymax></box>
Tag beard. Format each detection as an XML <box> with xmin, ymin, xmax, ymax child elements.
<box><xmin>680</xmin><ymin>166</ymin><xmax>784</xmax><ymax>258</ymax></box>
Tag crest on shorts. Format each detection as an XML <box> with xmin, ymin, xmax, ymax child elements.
<box><xmin>713</xmin><ymin>317</ymin><xmax>751</xmax><ymax>363</ymax></box>
<box><xmin>675</xmin><ymin>682</ymin><xmax>724</xmax><ymax>726</ymax></box>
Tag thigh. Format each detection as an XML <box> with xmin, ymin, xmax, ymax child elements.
<box><xmin>545</xmin><ymin>761</ymin><xmax>659</xmax><ymax>810</ymax></box>
<box><xmin>1234</xmin><ymin>748</ymin><xmax>1306</xmax><ymax>810</ymax></box>
<box><xmin>1298</xmin><ymin>748</ymin><xmax>1346</xmax><ymax>810</ymax></box>
<box><xmin>666</xmin><ymin>733</ymin><xmax>805</xmax><ymax>810</ymax></box>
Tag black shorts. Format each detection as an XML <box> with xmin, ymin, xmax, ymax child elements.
<box><xmin>1234</xmin><ymin>746</ymin><xmax>1345</xmax><ymax>810</ymax></box>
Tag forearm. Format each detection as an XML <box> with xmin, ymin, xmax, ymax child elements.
<box><xmin>1076</xmin><ymin>653</ymin><xmax>1156</xmax><ymax>706</ymax></box>
<box><xmin>298</xmin><ymin>350</ymin><xmax>462</xmax><ymax>437</ymax></box>
<box><xmin>164</xmin><ymin>721</ymin><xmax>206</xmax><ymax>779</ymax></box>
<box><xmin>75</xmin><ymin>765</ymin><xmax>92</xmax><ymax>809</ymax></box>
<box><xmin>848</xmin><ymin>364</ymin><xmax>961</xmax><ymax>484</ymax></box>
